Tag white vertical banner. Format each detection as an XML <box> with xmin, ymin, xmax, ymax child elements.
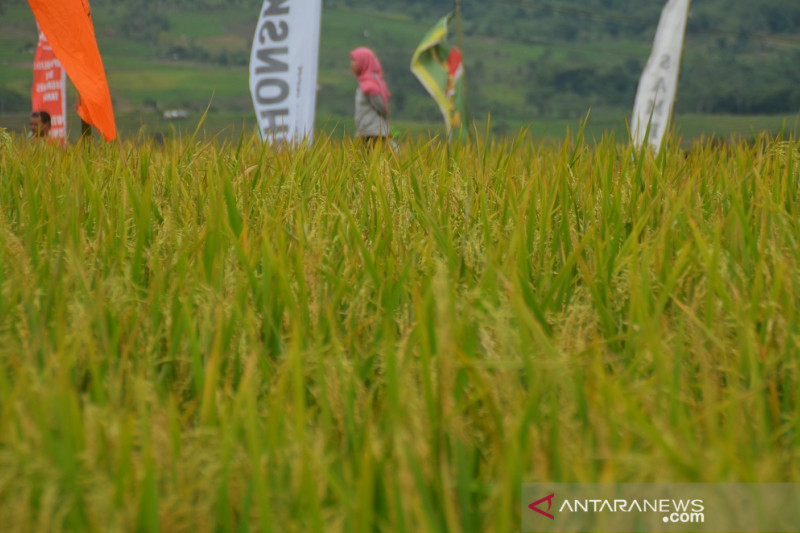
<box><xmin>631</xmin><ymin>0</ymin><xmax>691</xmax><ymax>151</ymax></box>
<box><xmin>249</xmin><ymin>0</ymin><xmax>322</xmax><ymax>144</ymax></box>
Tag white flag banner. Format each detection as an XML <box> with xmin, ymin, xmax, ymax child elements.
<box><xmin>631</xmin><ymin>0</ymin><xmax>691</xmax><ymax>151</ymax></box>
<box><xmin>249</xmin><ymin>0</ymin><xmax>322</xmax><ymax>144</ymax></box>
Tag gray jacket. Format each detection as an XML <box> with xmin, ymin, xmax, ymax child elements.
<box><xmin>354</xmin><ymin>88</ymin><xmax>389</xmax><ymax>137</ymax></box>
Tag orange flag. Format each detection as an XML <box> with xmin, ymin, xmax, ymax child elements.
<box><xmin>27</xmin><ymin>0</ymin><xmax>116</xmax><ymax>141</ymax></box>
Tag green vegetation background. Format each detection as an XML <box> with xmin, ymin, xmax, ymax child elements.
<box><xmin>2</xmin><ymin>1</ymin><xmax>800</xmax><ymax>530</ymax></box>
<box><xmin>1</xmin><ymin>0</ymin><xmax>800</xmax><ymax>141</ymax></box>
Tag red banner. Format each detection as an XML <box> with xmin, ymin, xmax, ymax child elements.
<box><xmin>31</xmin><ymin>25</ymin><xmax>67</xmax><ymax>143</ymax></box>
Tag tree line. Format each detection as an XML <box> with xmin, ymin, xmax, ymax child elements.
<box><xmin>3</xmin><ymin>0</ymin><xmax>799</xmax><ymax>118</ymax></box>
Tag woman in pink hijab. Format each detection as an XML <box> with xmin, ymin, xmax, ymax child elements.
<box><xmin>349</xmin><ymin>47</ymin><xmax>391</xmax><ymax>145</ymax></box>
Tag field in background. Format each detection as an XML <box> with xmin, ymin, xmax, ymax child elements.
<box><xmin>1</xmin><ymin>2</ymin><xmax>799</xmax><ymax>143</ymax></box>
<box><xmin>1</xmin><ymin>131</ymin><xmax>799</xmax><ymax>531</ymax></box>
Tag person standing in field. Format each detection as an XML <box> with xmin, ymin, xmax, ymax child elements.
<box><xmin>29</xmin><ymin>110</ymin><xmax>51</xmax><ymax>140</ymax></box>
<box><xmin>349</xmin><ymin>47</ymin><xmax>391</xmax><ymax>147</ymax></box>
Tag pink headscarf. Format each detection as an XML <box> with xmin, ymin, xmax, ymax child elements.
<box><xmin>350</xmin><ymin>47</ymin><xmax>390</xmax><ymax>114</ymax></box>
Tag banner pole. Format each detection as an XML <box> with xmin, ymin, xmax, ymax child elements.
<box><xmin>454</xmin><ymin>0</ymin><xmax>473</xmax><ymax>142</ymax></box>
<box><xmin>75</xmin><ymin>93</ymin><xmax>93</xmax><ymax>140</ymax></box>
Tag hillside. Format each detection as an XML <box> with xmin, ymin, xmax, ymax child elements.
<box><xmin>1</xmin><ymin>0</ymin><xmax>800</xmax><ymax>140</ymax></box>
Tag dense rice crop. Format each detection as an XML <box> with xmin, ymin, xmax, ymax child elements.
<box><xmin>1</xmin><ymin>130</ymin><xmax>799</xmax><ymax>532</ymax></box>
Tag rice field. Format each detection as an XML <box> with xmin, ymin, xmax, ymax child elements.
<box><xmin>0</xmin><ymin>128</ymin><xmax>799</xmax><ymax>532</ymax></box>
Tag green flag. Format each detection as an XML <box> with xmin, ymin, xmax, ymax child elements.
<box><xmin>410</xmin><ymin>12</ymin><xmax>468</xmax><ymax>141</ymax></box>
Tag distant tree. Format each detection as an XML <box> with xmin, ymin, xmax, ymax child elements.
<box><xmin>0</xmin><ymin>86</ymin><xmax>27</xmax><ymax>113</ymax></box>
<box><xmin>119</xmin><ymin>5</ymin><xmax>170</xmax><ymax>43</ymax></box>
